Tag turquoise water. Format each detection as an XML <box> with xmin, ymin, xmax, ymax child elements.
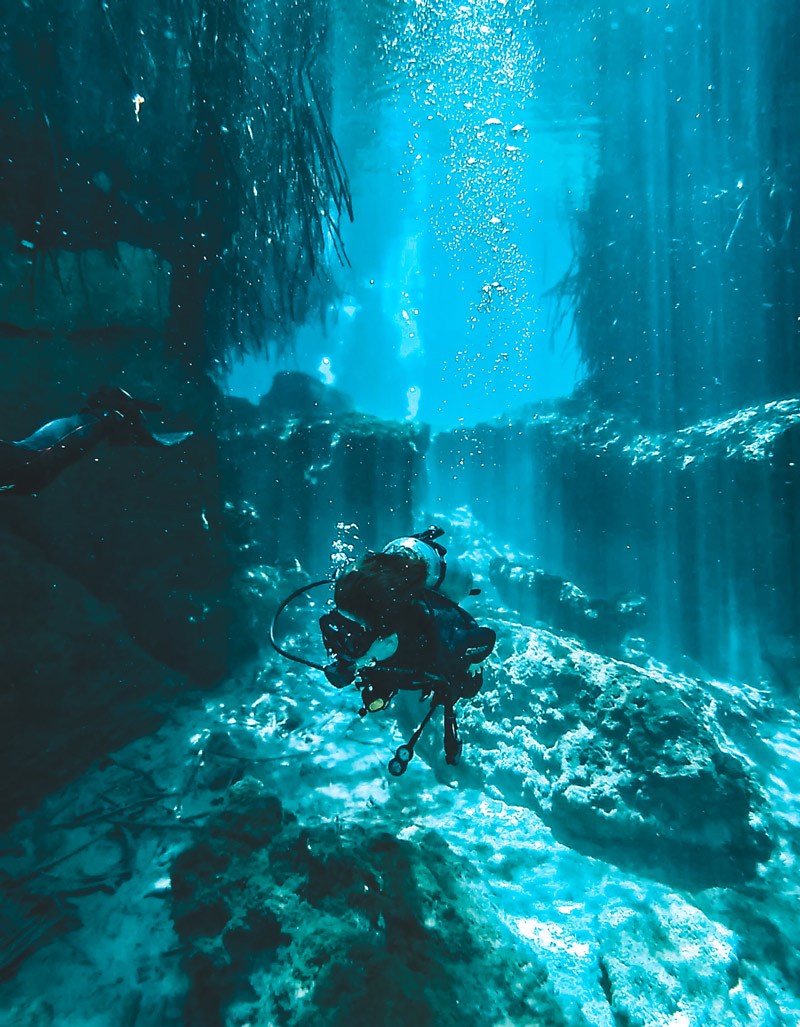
<box><xmin>1</xmin><ymin>1</ymin><xmax>799</xmax><ymax>1025</ymax></box>
<box><xmin>226</xmin><ymin>0</ymin><xmax>587</xmax><ymax>425</ymax></box>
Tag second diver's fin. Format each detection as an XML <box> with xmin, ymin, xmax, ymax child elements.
<box><xmin>85</xmin><ymin>386</ymin><xmax>193</xmax><ymax>448</ymax></box>
<box><xmin>141</xmin><ymin>430</ymin><xmax>194</xmax><ymax>448</ymax></box>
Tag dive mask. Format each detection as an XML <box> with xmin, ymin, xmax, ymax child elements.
<box><xmin>319</xmin><ymin>608</ymin><xmax>380</xmax><ymax>687</ymax></box>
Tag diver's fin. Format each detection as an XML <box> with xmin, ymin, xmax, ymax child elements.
<box><xmin>0</xmin><ymin>419</ymin><xmax>104</xmax><ymax>494</ymax></box>
<box><xmin>142</xmin><ymin>430</ymin><xmax>193</xmax><ymax>448</ymax></box>
<box><xmin>87</xmin><ymin>386</ymin><xmax>192</xmax><ymax>448</ymax></box>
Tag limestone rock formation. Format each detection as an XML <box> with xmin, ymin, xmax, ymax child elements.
<box><xmin>432</xmin><ymin>398</ymin><xmax>800</xmax><ymax>682</ymax></box>
<box><xmin>598</xmin><ymin>898</ymin><xmax>776</xmax><ymax>1027</ymax></box>
<box><xmin>262</xmin><ymin>371</ymin><xmax>353</xmax><ymax>420</ymax></box>
<box><xmin>455</xmin><ymin>618</ymin><xmax>773</xmax><ymax>885</ymax></box>
<box><xmin>220</xmin><ymin>404</ymin><xmax>429</xmax><ymax>573</ymax></box>
<box><xmin>170</xmin><ymin>778</ymin><xmax>576</xmax><ymax>1027</ymax></box>
<box><xmin>490</xmin><ymin>554</ymin><xmax>647</xmax><ymax>658</ymax></box>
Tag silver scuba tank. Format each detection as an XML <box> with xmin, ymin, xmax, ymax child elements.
<box><xmin>382</xmin><ymin>534</ymin><xmax>474</xmax><ymax>604</ymax></box>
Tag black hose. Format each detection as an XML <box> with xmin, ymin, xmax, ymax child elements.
<box><xmin>269</xmin><ymin>578</ymin><xmax>333</xmax><ymax>671</ymax></box>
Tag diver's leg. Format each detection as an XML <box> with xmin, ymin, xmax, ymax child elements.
<box><xmin>443</xmin><ymin>702</ymin><xmax>463</xmax><ymax>765</ymax></box>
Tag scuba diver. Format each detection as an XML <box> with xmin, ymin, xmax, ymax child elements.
<box><xmin>0</xmin><ymin>385</ymin><xmax>193</xmax><ymax>495</ymax></box>
<box><xmin>270</xmin><ymin>527</ymin><xmax>496</xmax><ymax>776</ymax></box>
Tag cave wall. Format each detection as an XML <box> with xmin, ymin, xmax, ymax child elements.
<box><xmin>432</xmin><ymin>401</ymin><xmax>800</xmax><ymax>682</ymax></box>
<box><xmin>0</xmin><ymin>0</ymin><xmax>358</xmax><ymax>824</ymax></box>
<box><xmin>556</xmin><ymin>0</ymin><xmax>800</xmax><ymax>431</ymax></box>
<box><xmin>221</xmin><ymin>394</ymin><xmax>430</xmax><ymax>578</ymax></box>
<box><xmin>0</xmin><ymin>521</ymin><xmax>185</xmax><ymax>829</ymax></box>
<box><xmin>0</xmin><ymin>0</ymin><xmax>354</xmax><ymax>688</ymax></box>
<box><xmin>0</xmin><ymin>0</ymin><xmax>349</xmax><ymax>356</ymax></box>
<box><xmin>0</xmin><ymin>321</ymin><xmax>246</xmax><ymax>685</ymax></box>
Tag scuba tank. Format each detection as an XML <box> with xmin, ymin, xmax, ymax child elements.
<box><xmin>382</xmin><ymin>526</ymin><xmax>476</xmax><ymax>604</ymax></box>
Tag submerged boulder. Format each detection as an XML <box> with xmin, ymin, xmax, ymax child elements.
<box><xmin>598</xmin><ymin>897</ymin><xmax>776</xmax><ymax>1027</ymax></box>
<box><xmin>170</xmin><ymin>778</ymin><xmax>575</xmax><ymax>1027</ymax></box>
<box><xmin>457</xmin><ymin>619</ymin><xmax>773</xmax><ymax>885</ymax></box>
<box><xmin>261</xmin><ymin>371</ymin><xmax>352</xmax><ymax>420</ymax></box>
<box><xmin>490</xmin><ymin>554</ymin><xmax>647</xmax><ymax>658</ymax></box>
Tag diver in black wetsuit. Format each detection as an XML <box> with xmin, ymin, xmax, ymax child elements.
<box><xmin>0</xmin><ymin>385</ymin><xmax>192</xmax><ymax>495</ymax></box>
<box><xmin>271</xmin><ymin>528</ymin><xmax>496</xmax><ymax>775</ymax></box>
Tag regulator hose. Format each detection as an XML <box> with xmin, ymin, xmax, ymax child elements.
<box><xmin>269</xmin><ymin>578</ymin><xmax>334</xmax><ymax>671</ymax></box>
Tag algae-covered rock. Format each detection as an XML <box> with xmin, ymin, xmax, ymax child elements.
<box><xmin>598</xmin><ymin>897</ymin><xmax>777</xmax><ymax>1027</ymax></box>
<box><xmin>170</xmin><ymin>778</ymin><xmax>576</xmax><ymax>1027</ymax></box>
<box><xmin>458</xmin><ymin>620</ymin><xmax>773</xmax><ymax>885</ymax></box>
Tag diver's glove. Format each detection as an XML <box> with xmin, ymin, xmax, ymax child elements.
<box><xmin>323</xmin><ymin>660</ymin><xmax>356</xmax><ymax>689</ymax></box>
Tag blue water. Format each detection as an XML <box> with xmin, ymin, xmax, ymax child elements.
<box><xmin>2</xmin><ymin>1</ymin><xmax>800</xmax><ymax>1025</ymax></box>
<box><xmin>225</xmin><ymin>0</ymin><xmax>587</xmax><ymax>427</ymax></box>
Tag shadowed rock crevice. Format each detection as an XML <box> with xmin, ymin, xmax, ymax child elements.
<box><xmin>170</xmin><ymin>780</ymin><xmax>577</xmax><ymax>1027</ymax></box>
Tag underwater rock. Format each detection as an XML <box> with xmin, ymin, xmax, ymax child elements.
<box><xmin>170</xmin><ymin>777</ymin><xmax>576</xmax><ymax>1027</ymax></box>
<box><xmin>597</xmin><ymin>897</ymin><xmax>777</xmax><ymax>1027</ymax></box>
<box><xmin>0</xmin><ymin>524</ymin><xmax>178</xmax><ymax>828</ymax></box>
<box><xmin>261</xmin><ymin>371</ymin><xmax>352</xmax><ymax>420</ymax></box>
<box><xmin>0</xmin><ymin>231</ymin><xmax>170</xmax><ymax>335</ymax></box>
<box><xmin>458</xmin><ymin>620</ymin><xmax>773</xmax><ymax>885</ymax></box>
<box><xmin>1</xmin><ymin>0</ymin><xmax>348</xmax><ymax>359</ymax></box>
<box><xmin>220</xmin><ymin>408</ymin><xmax>429</xmax><ymax>572</ymax></box>
<box><xmin>223</xmin><ymin>372</ymin><xmax>353</xmax><ymax>432</ymax></box>
<box><xmin>433</xmin><ymin>398</ymin><xmax>800</xmax><ymax>682</ymax></box>
<box><xmin>490</xmin><ymin>555</ymin><xmax>647</xmax><ymax>657</ymax></box>
<box><xmin>0</xmin><ymin>997</ymin><xmax>55</xmax><ymax>1027</ymax></box>
<box><xmin>694</xmin><ymin>884</ymin><xmax>800</xmax><ymax>1007</ymax></box>
<box><xmin>759</xmin><ymin>632</ymin><xmax>800</xmax><ymax>697</ymax></box>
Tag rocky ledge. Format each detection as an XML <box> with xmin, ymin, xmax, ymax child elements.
<box><xmin>432</xmin><ymin>398</ymin><xmax>800</xmax><ymax>683</ymax></box>
<box><xmin>449</xmin><ymin>618</ymin><xmax>774</xmax><ymax>886</ymax></box>
<box><xmin>221</xmin><ymin>380</ymin><xmax>429</xmax><ymax>572</ymax></box>
<box><xmin>490</xmin><ymin>554</ymin><xmax>647</xmax><ymax>659</ymax></box>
